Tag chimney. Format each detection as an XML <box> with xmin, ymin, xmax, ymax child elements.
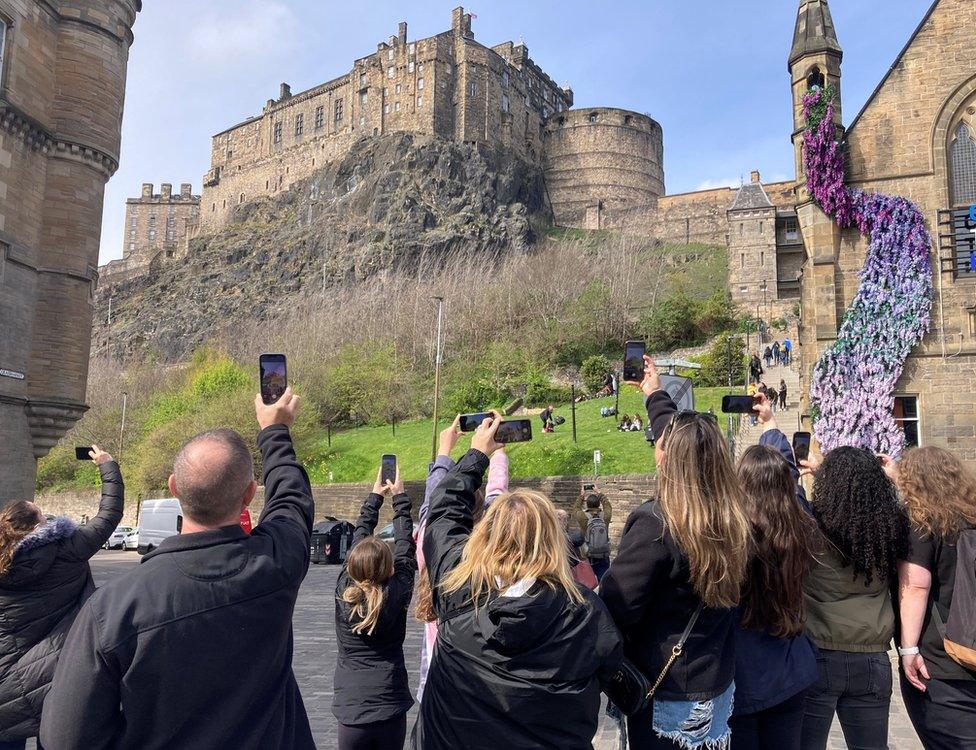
<box><xmin>141</xmin><ymin>183</ymin><xmax>153</xmax><ymax>199</ymax></box>
<box><xmin>160</xmin><ymin>183</ymin><xmax>172</xmax><ymax>199</ymax></box>
<box><xmin>750</xmin><ymin>170</ymin><xmax>761</xmax><ymax>184</ymax></box>
<box><xmin>398</xmin><ymin>21</ymin><xmax>407</xmax><ymax>46</ymax></box>
<box><xmin>180</xmin><ymin>183</ymin><xmax>192</xmax><ymax>198</ymax></box>
<box><xmin>279</xmin><ymin>82</ymin><xmax>292</xmax><ymax>100</ymax></box>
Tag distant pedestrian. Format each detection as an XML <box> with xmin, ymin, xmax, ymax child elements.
<box><xmin>763</xmin><ymin>346</ymin><xmax>773</xmax><ymax>368</ymax></box>
<box><xmin>750</xmin><ymin>353</ymin><xmax>763</xmax><ymax>384</ymax></box>
<box><xmin>779</xmin><ymin>379</ymin><xmax>787</xmax><ymax>410</ymax></box>
<box><xmin>772</xmin><ymin>341</ymin><xmax>781</xmax><ymax>366</ymax></box>
<box><xmin>783</xmin><ymin>338</ymin><xmax>793</xmax><ymax>365</ymax></box>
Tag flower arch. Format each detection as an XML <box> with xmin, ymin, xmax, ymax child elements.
<box><xmin>803</xmin><ymin>87</ymin><xmax>934</xmax><ymax>458</ymax></box>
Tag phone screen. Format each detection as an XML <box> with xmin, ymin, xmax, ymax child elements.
<box><xmin>75</xmin><ymin>446</ymin><xmax>93</xmax><ymax>461</ymax></box>
<box><xmin>259</xmin><ymin>354</ymin><xmax>287</xmax><ymax>405</ymax></box>
<box><xmin>459</xmin><ymin>412</ymin><xmax>491</xmax><ymax>432</ymax></box>
<box><xmin>721</xmin><ymin>395</ymin><xmax>756</xmax><ymax>414</ymax></box>
<box><xmin>624</xmin><ymin>341</ymin><xmax>646</xmax><ymax>382</ymax></box>
<box><xmin>792</xmin><ymin>432</ymin><xmax>812</xmax><ymax>463</ymax></box>
<box><xmin>381</xmin><ymin>454</ymin><xmax>397</xmax><ymax>485</ymax></box>
<box><xmin>496</xmin><ymin>419</ymin><xmax>532</xmax><ymax>444</ymax></box>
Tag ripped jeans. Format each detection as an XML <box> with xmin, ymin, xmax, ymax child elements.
<box><xmin>626</xmin><ymin>682</ymin><xmax>735</xmax><ymax>750</ymax></box>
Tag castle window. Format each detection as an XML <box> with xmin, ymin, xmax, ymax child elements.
<box><xmin>408</xmin><ymin>61</ymin><xmax>415</xmax><ymax>74</ymax></box>
<box><xmin>167</xmin><ymin>230</ymin><xmax>175</xmax><ymax>241</ymax></box>
<box><xmin>949</xmin><ymin>122</ymin><xmax>976</xmax><ymax>207</ymax></box>
<box><xmin>273</xmin><ymin>122</ymin><xmax>282</xmax><ymax>144</ymax></box>
<box><xmin>417</xmin><ymin>96</ymin><xmax>423</xmax><ymax>108</ymax></box>
<box><xmin>409</xmin><ymin>43</ymin><xmax>415</xmax><ymax>56</ymax></box>
<box><xmin>445</xmin><ymin>63</ymin><xmax>453</xmax><ymax>75</ymax></box>
<box><xmin>129</xmin><ymin>230</ymin><xmax>135</xmax><ymax>239</ymax></box>
<box><xmin>469</xmin><ymin>81</ymin><xmax>477</xmax><ymax>97</ymax></box>
<box><xmin>334</xmin><ymin>99</ymin><xmax>344</xmax><ymax>122</ymax></box>
<box><xmin>315</xmin><ymin>106</ymin><xmax>324</xmax><ymax>129</ymax></box>
<box><xmin>149</xmin><ymin>216</ymin><xmax>156</xmax><ymax>227</ymax></box>
<box><xmin>360</xmin><ymin>92</ymin><xmax>368</xmax><ymax>105</ymax></box>
<box><xmin>395</xmin><ymin>101</ymin><xmax>400</xmax><ymax>112</ymax></box>
<box><xmin>502</xmin><ymin>70</ymin><xmax>509</xmax><ymax>88</ymax></box>
<box><xmin>167</xmin><ymin>216</ymin><xmax>175</xmax><ymax>227</ymax></box>
<box><xmin>129</xmin><ymin>242</ymin><xmax>135</xmax><ymax>252</ymax></box>
<box><xmin>360</xmin><ymin>115</ymin><xmax>365</xmax><ymax>126</ymax></box>
<box><xmin>395</xmin><ymin>83</ymin><xmax>402</xmax><ymax>94</ymax></box>
<box><xmin>226</xmin><ymin>149</ymin><xmax>233</xmax><ymax>161</ymax></box>
<box><xmin>624</xmin><ymin>115</ymin><xmax>631</xmax><ymax>125</ymax></box>
<box><xmin>418</xmin><ymin>63</ymin><xmax>424</xmax><ymax>74</ymax></box>
<box><xmin>761</xmin><ymin>251</ymin><xmax>765</xmax><ymax>265</ymax></box>
<box><xmin>387</xmin><ymin>49</ymin><xmax>394</xmax><ymax>61</ymax></box>
<box><xmin>359</xmin><ymin>72</ymin><xmax>366</xmax><ymax>86</ymax></box>
<box><xmin>384</xmin><ymin>104</ymin><xmax>390</xmax><ymax>114</ymax></box>
<box><xmin>542</xmin><ymin>106</ymin><xmax>551</xmax><ymax>119</ymax></box>
<box><xmin>295</xmin><ymin>113</ymin><xmax>304</xmax><ymax>136</ymax></box>
<box><xmin>417</xmin><ymin>77</ymin><xmax>424</xmax><ymax>91</ymax></box>
<box><xmin>130</xmin><ymin>216</ymin><xmax>137</xmax><ymax>227</ymax></box>
<box><xmin>893</xmin><ymin>396</ymin><xmax>920</xmax><ymax>448</ymax></box>
<box><xmin>212</xmin><ymin>203</ymin><xmax>216</xmax><ymax>212</ymax></box>
<box><xmin>388</xmin><ymin>66</ymin><xmax>395</xmax><ymax>79</ymax></box>
<box><xmin>588</xmin><ymin>112</ymin><xmax>598</xmax><ymax>123</ymax></box>
<box><xmin>741</xmin><ymin>253</ymin><xmax>745</xmax><ymax>268</ymax></box>
<box><xmin>807</xmin><ymin>67</ymin><xmax>826</xmax><ymax>91</ymax></box>
<box><xmin>239</xmin><ymin>193</ymin><xmax>245</xmax><ymax>204</ymax></box>
<box><xmin>501</xmin><ymin>94</ymin><xmax>509</xmax><ymax>113</ymax></box>
<box><xmin>0</xmin><ymin>18</ymin><xmax>8</xmax><ymax>79</ymax></box>
<box><xmin>543</xmin><ymin>89</ymin><xmax>550</xmax><ymax>102</ymax></box>
<box><xmin>759</xmin><ymin>221</ymin><xmax>764</xmax><ymax>234</ymax></box>
<box><xmin>266</xmin><ymin>180</ymin><xmax>269</xmax><ymax>190</ymax></box>
<box><xmin>149</xmin><ymin>229</ymin><xmax>156</xmax><ymax>242</ymax></box>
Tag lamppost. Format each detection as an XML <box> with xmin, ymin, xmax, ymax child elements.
<box><xmin>118</xmin><ymin>391</ymin><xmax>128</xmax><ymax>464</ymax></box>
<box><xmin>755</xmin><ymin>280</ymin><xmax>768</xmax><ymax>352</ymax></box>
<box><xmin>429</xmin><ymin>297</ymin><xmax>445</xmax><ymax>461</ymax></box>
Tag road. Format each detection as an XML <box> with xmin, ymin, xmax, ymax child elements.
<box><xmin>33</xmin><ymin>550</ymin><xmax>918</xmax><ymax>749</ymax></box>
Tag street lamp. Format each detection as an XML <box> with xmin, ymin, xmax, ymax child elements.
<box><xmin>429</xmin><ymin>297</ymin><xmax>445</xmax><ymax>461</ymax></box>
<box><xmin>755</xmin><ymin>280</ymin><xmax>768</xmax><ymax>352</ymax></box>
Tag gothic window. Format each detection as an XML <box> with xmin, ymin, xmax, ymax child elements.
<box><xmin>334</xmin><ymin>99</ymin><xmax>343</xmax><ymax>122</ymax></box>
<box><xmin>807</xmin><ymin>67</ymin><xmax>825</xmax><ymax>91</ymax></box>
<box><xmin>315</xmin><ymin>105</ymin><xmax>324</xmax><ymax>129</ymax></box>
<box><xmin>295</xmin><ymin>113</ymin><xmax>304</xmax><ymax>136</ymax></box>
<box><xmin>949</xmin><ymin>122</ymin><xmax>976</xmax><ymax>207</ymax></box>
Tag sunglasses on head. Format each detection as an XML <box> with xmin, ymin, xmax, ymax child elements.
<box><xmin>662</xmin><ymin>410</ymin><xmax>718</xmax><ymax>440</ymax></box>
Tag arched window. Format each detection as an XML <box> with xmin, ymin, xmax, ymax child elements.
<box><xmin>949</xmin><ymin>122</ymin><xmax>976</xmax><ymax>207</ymax></box>
<box><xmin>807</xmin><ymin>67</ymin><xmax>825</xmax><ymax>91</ymax></box>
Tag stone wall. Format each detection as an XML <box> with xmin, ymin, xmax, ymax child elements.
<box><xmin>36</xmin><ymin>473</ymin><xmax>657</xmax><ymax>549</ymax></box>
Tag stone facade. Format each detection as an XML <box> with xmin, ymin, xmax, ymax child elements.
<box><xmin>0</xmin><ymin>0</ymin><xmax>141</xmax><ymax>505</ymax></box>
<box><xmin>791</xmin><ymin>0</ymin><xmax>976</xmax><ymax>460</ymax></box>
<box><xmin>199</xmin><ymin>7</ymin><xmax>573</xmax><ymax>232</ymax></box>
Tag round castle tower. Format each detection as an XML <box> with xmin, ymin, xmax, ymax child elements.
<box><xmin>543</xmin><ymin>108</ymin><xmax>665</xmax><ymax>228</ymax></box>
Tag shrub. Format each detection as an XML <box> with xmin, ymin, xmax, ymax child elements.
<box><xmin>580</xmin><ymin>354</ymin><xmax>613</xmax><ymax>393</ymax></box>
<box><xmin>692</xmin><ymin>332</ymin><xmax>747</xmax><ymax>388</ymax></box>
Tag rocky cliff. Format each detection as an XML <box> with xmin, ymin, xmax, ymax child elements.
<box><xmin>93</xmin><ymin>133</ymin><xmax>547</xmax><ymax>361</ymax></box>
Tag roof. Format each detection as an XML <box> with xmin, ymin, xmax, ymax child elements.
<box><xmin>729</xmin><ymin>182</ymin><xmax>774</xmax><ymax>211</ymax></box>
<box><xmin>789</xmin><ymin>0</ymin><xmax>843</xmax><ymax>68</ymax></box>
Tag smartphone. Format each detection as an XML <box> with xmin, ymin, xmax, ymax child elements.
<box><xmin>381</xmin><ymin>454</ymin><xmax>397</xmax><ymax>485</ymax></box>
<box><xmin>459</xmin><ymin>412</ymin><xmax>491</xmax><ymax>432</ymax></box>
<box><xmin>792</xmin><ymin>432</ymin><xmax>812</xmax><ymax>463</ymax></box>
<box><xmin>721</xmin><ymin>395</ymin><xmax>757</xmax><ymax>414</ymax></box>
<box><xmin>624</xmin><ymin>341</ymin><xmax>646</xmax><ymax>383</ymax></box>
<box><xmin>259</xmin><ymin>353</ymin><xmax>287</xmax><ymax>405</ymax></box>
<box><xmin>583</xmin><ymin>483</ymin><xmax>595</xmax><ymax>492</ymax></box>
<box><xmin>496</xmin><ymin>419</ymin><xmax>533</xmax><ymax>444</ymax></box>
<box><xmin>75</xmin><ymin>446</ymin><xmax>93</xmax><ymax>461</ymax></box>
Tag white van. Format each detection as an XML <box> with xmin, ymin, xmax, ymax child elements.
<box><xmin>137</xmin><ymin>498</ymin><xmax>183</xmax><ymax>555</ymax></box>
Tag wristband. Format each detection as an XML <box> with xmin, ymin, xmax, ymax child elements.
<box><xmin>898</xmin><ymin>646</ymin><xmax>920</xmax><ymax>656</ymax></box>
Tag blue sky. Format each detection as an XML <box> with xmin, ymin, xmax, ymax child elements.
<box><xmin>99</xmin><ymin>0</ymin><xmax>933</xmax><ymax>262</ymax></box>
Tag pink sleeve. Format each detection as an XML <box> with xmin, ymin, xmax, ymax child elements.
<box><xmin>485</xmin><ymin>450</ymin><xmax>510</xmax><ymax>505</ymax></box>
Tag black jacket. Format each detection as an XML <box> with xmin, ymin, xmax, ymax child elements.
<box><xmin>0</xmin><ymin>461</ymin><xmax>123</xmax><ymax>741</ymax></box>
<box><xmin>600</xmin><ymin>390</ymin><xmax>737</xmax><ymax>702</ymax></box>
<box><xmin>333</xmin><ymin>491</ymin><xmax>416</xmax><ymax>725</ymax></box>
<box><xmin>39</xmin><ymin>425</ymin><xmax>316</xmax><ymax>750</ymax></box>
<box><xmin>414</xmin><ymin>450</ymin><xmax>623</xmax><ymax>750</ymax></box>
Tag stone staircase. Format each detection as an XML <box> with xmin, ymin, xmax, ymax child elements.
<box><xmin>734</xmin><ymin>360</ymin><xmax>803</xmax><ymax>458</ymax></box>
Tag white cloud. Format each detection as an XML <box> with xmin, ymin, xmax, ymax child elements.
<box><xmin>695</xmin><ymin>177</ymin><xmax>742</xmax><ymax>191</ymax></box>
<box><xmin>187</xmin><ymin>1</ymin><xmax>300</xmax><ymax>69</ymax></box>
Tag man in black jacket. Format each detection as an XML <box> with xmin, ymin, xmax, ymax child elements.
<box><xmin>40</xmin><ymin>388</ymin><xmax>316</xmax><ymax>750</ymax></box>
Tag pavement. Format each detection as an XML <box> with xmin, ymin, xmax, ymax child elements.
<box><xmin>25</xmin><ymin>538</ymin><xmax>923</xmax><ymax>749</ymax></box>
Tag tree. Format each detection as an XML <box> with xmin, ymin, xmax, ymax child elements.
<box><xmin>695</xmin><ymin>332</ymin><xmax>747</xmax><ymax>387</ymax></box>
<box><xmin>580</xmin><ymin>354</ymin><xmax>613</xmax><ymax>393</ymax></box>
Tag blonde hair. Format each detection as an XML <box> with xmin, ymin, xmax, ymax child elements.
<box><xmin>342</xmin><ymin>537</ymin><xmax>393</xmax><ymax>635</ymax></box>
<box><xmin>658</xmin><ymin>415</ymin><xmax>752</xmax><ymax>609</ymax></box>
<box><xmin>442</xmin><ymin>490</ymin><xmax>584</xmax><ymax>608</ymax></box>
<box><xmin>899</xmin><ymin>446</ymin><xmax>976</xmax><ymax>541</ymax></box>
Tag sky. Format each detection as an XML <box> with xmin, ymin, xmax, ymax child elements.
<box><xmin>99</xmin><ymin>0</ymin><xmax>934</xmax><ymax>263</ymax></box>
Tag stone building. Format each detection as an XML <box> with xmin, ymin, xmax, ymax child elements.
<box><xmin>790</xmin><ymin>0</ymin><xmax>976</xmax><ymax>458</ymax></box>
<box><xmin>200</xmin><ymin>7</ymin><xmax>575</xmax><ymax>230</ymax></box>
<box><xmin>99</xmin><ymin>182</ymin><xmax>200</xmax><ymax>286</ymax></box>
<box><xmin>0</xmin><ymin>0</ymin><xmax>141</xmax><ymax>504</ymax></box>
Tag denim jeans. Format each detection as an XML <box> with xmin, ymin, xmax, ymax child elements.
<box><xmin>800</xmin><ymin>649</ymin><xmax>892</xmax><ymax>750</ymax></box>
<box><xmin>900</xmin><ymin>672</ymin><xmax>976</xmax><ymax>750</ymax></box>
<box><xmin>730</xmin><ymin>689</ymin><xmax>808</xmax><ymax>750</ymax></box>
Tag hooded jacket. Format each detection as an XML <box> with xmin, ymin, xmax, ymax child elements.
<box><xmin>333</xmin><ymin>490</ymin><xmax>416</xmax><ymax>725</ymax></box>
<box><xmin>39</xmin><ymin>425</ymin><xmax>316</xmax><ymax>750</ymax></box>
<box><xmin>413</xmin><ymin>450</ymin><xmax>623</xmax><ymax>750</ymax></box>
<box><xmin>0</xmin><ymin>460</ymin><xmax>124</xmax><ymax>741</ymax></box>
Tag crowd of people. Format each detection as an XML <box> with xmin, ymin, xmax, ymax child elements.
<box><xmin>1</xmin><ymin>360</ymin><xmax>974</xmax><ymax>750</ymax></box>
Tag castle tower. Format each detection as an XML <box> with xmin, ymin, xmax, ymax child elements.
<box><xmin>788</xmin><ymin>0</ymin><xmax>843</xmax><ymax>427</ymax></box>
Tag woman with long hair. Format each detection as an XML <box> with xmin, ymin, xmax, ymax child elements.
<box><xmin>800</xmin><ymin>446</ymin><xmax>909</xmax><ymax>750</ymax></box>
<box><xmin>892</xmin><ymin>446</ymin><xmax>976</xmax><ymax>749</ymax></box>
<box><xmin>0</xmin><ymin>446</ymin><xmax>123</xmax><ymax>750</ymax></box>
<box><xmin>414</xmin><ymin>416</ymin><xmax>622</xmax><ymax>750</ymax></box>
<box><xmin>730</xmin><ymin>395</ymin><xmax>819</xmax><ymax>750</ymax></box>
<box><xmin>601</xmin><ymin>357</ymin><xmax>752</xmax><ymax>750</ymax></box>
<box><xmin>333</xmin><ymin>466</ymin><xmax>416</xmax><ymax>750</ymax></box>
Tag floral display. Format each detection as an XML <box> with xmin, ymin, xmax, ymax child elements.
<box><xmin>803</xmin><ymin>86</ymin><xmax>933</xmax><ymax>457</ymax></box>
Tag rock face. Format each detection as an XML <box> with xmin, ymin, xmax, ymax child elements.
<box><xmin>93</xmin><ymin>133</ymin><xmax>546</xmax><ymax>361</ymax></box>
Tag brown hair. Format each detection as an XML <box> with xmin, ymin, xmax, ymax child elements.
<box><xmin>658</xmin><ymin>414</ymin><xmax>752</xmax><ymax>609</ymax></box>
<box><xmin>0</xmin><ymin>501</ymin><xmax>43</xmax><ymax>579</ymax></box>
<box><xmin>342</xmin><ymin>537</ymin><xmax>394</xmax><ymax>635</ymax></box>
<box><xmin>899</xmin><ymin>446</ymin><xmax>976</xmax><ymax>541</ymax></box>
<box><xmin>737</xmin><ymin>445</ymin><xmax>818</xmax><ymax>637</ymax></box>
<box><xmin>441</xmin><ymin>490</ymin><xmax>584</xmax><ymax>609</ymax></box>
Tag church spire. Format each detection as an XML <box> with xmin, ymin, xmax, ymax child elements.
<box><xmin>789</xmin><ymin>0</ymin><xmax>843</xmax><ymax>69</ymax></box>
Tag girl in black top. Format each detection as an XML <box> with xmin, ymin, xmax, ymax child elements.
<box><xmin>333</xmin><ymin>468</ymin><xmax>416</xmax><ymax>750</ymax></box>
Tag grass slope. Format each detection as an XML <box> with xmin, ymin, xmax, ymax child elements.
<box><xmin>299</xmin><ymin>387</ymin><xmax>731</xmax><ymax>483</ymax></box>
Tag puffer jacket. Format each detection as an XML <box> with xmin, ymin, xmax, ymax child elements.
<box><xmin>414</xmin><ymin>450</ymin><xmax>623</xmax><ymax>750</ymax></box>
<box><xmin>0</xmin><ymin>461</ymin><xmax>123</xmax><ymax>740</ymax></box>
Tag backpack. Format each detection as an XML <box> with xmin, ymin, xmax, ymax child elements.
<box><xmin>941</xmin><ymin>529</ymin><xmax>976</xmax><ymax>669</ymax></box>
<box><xmin>585</xmin><ymin>515</ymin><xmax>611</xmax><ymax>560</ymax></box>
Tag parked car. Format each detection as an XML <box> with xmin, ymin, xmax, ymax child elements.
<box><xmin>377</xmin><ymin>523</ymin><xmax>395</xmax><ymax>550</ymax></box>
<box><xmin>137</xmin><ymin>498</ymin><xmax>183</xmax><ymax>555</ymax></box>
<box><xmin>123</xmin><ymin>529</ymin><xmax>140</xmax><ymax>551</ymax></box>
<box><xmin>103</xmin><ymin>526</ymin><xmax>134</xmax><ymax>550</ymax></box>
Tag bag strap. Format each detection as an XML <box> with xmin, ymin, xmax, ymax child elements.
<box><xmin>646</xmin><ymin>602</ymin><xmax>704</xmax><ymax>699</ymax></box>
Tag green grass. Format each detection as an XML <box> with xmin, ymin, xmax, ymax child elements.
<box><xmin>298</xmin><ymin>387</ymin><xmax>731</xmax><ymax>483</ymax></box>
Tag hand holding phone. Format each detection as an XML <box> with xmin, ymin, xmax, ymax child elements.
<box><xmin>495</xmin><ymin>419</ymin><xmax>533</xmax><ymax>444</ymax></box>
<box><xmin>623</xmin><ymin>341</ymin><xmax>646</xmax><ymax>383</ymax></box>
<box><xmin>381</xmin><ymin>454</ymin><xmax>397</xmax><ymax>487</ymax></box>
<box><xmin>792</xmin><ymin>432</ymin><xmax>812</xmax><ymax>463</ymax></box>
<box><xmin>75</xmin><ymin>445</ymin><xmax>113</xmax><ymax>466</ymax></box>
<box><xmin>259</xmin><ymin>354</ymin><xmax>287</xmax><ymax>405</ymax></box>
<box><xmin>471</xmin><ymin>414</ymin><xmax>504</xmax><ymax>455</ymax></box>
<box><xmin>459</xmin><ymin>412</ymin><xmax>492</xmax><ymax>432</ymax></box>
<box><xmin>721</xmin><ymin>395</ymin><xmax>757</xmax><ymax>414</ymax></box>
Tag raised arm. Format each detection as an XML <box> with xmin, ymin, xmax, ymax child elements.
<box><xmin>391</xmin><ymin>490</ymin><xmax>417</xmax><ymax>587</ymax></box>
<box><xmin>353</xmin><ymin>492</ymin><xmax>385</xmax><ymax>546</ymax></box>
<box><xmin>420</xmin><ymin>416</ymin><xmax>462</xmax><ymax>526</ymax></box>
<box><xmin>63</xmin><ymin>447</ymin><xmax>124</xmax><ymax>561</ymax></box>
<box><xmin>485</xmin><ymin>448</ymin><xmax>509</xmax><ymax>506</ymax></box>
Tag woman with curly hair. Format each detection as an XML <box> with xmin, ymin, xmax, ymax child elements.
<box><xmin>800</xmin><ymin>446</ymin><xmax>909</xmax><ymax>750</ymax></box>
<box><xmin>891</xmin><ymin>447</ymin><xmax>976</xmax><ymax>749</ymax></box>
